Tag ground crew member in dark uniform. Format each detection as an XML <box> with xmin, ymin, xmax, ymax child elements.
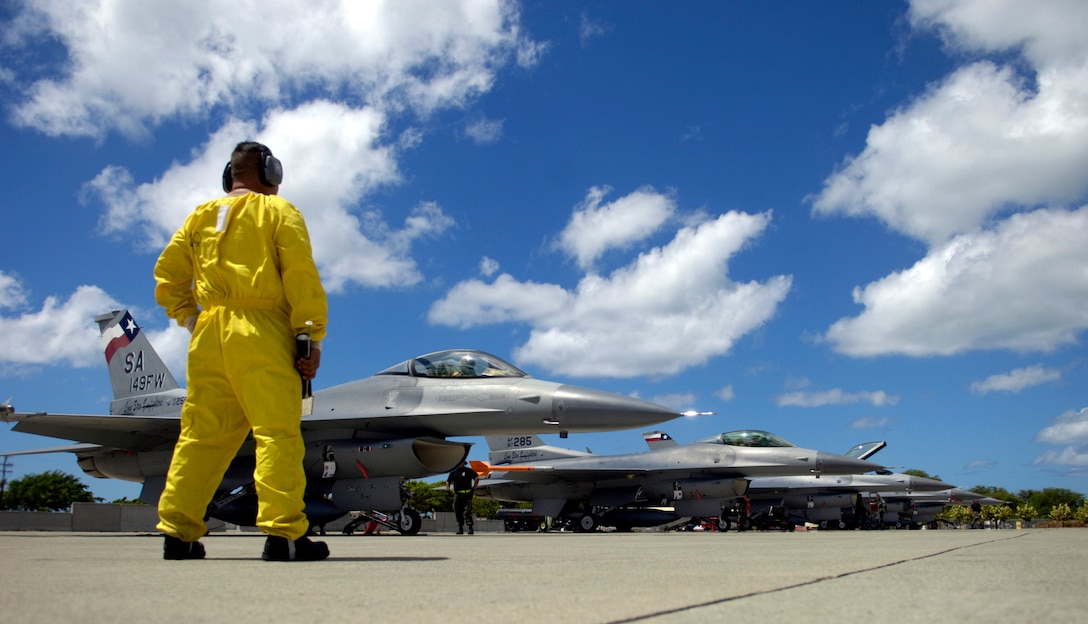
<box><xmin>446</xmin><ymin>461</ymin><xmax>479</xmax><ymax>534</ymax></box>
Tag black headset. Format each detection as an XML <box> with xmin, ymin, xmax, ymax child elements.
<box><xmin>221</xmin><ymin>143</ymin><xmax>283</xmax><ymax>192</ymax></box>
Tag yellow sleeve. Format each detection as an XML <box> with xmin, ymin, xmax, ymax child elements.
<box><xmin>153</xmin><ymin>217</ymin><xmax>200</xmax><ymax>326</ymax></box>
<box><xmin>275</xmin><ymin>201</ymin><xmax>328</xmax><ymax>343</ymax></box>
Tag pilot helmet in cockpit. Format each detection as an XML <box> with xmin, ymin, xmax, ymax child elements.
<box><xmin>458</xmin><ymin>355</ymin><xmax>477</xmax><ymax>377</ymax></box>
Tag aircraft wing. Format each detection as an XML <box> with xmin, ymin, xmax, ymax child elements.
<box><xmin>3</xmin><ymin>411</ymin><xmax>180</xmax><ymax>452</ymax></box>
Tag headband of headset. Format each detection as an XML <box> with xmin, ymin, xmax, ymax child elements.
<box><xmin>221</xmin><ymin>144</ymin><xmax>283</xmax><ymax>193</ymax></box>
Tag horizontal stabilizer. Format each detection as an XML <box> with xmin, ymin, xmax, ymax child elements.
<box><xmin>0</xmin><ymin>442</ymin><xmax>104</xmax><ymax>457</ymax></box>
<box><xmin>3</xmin><ymin>411</ymin><xmax>180</xmax><ymax>452</ymax></box>
<box><xmin>486</xmin><ymin>434</ymin><xmax>591</xmax><ymax>464</ymax></box>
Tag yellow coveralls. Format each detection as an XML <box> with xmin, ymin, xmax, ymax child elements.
<box><xmin>154</xmin><ymin>191</ymin><xmax>327</xmax><ymax>542</ymax></box>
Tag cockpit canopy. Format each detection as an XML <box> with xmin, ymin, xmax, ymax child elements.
<box><xmin>376</xmin><ymin>350</ymin><xmax>528</xmax><ymax>379</ymax></box>
<box><xmin>698</xmin><ymin>430</ymin><xmax>796</xmax><ymax>448</ymax></box>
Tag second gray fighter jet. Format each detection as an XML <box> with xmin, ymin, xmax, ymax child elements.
<box><xmin>475</xmin><ymin>430</ymin><xmax>884</xmax><ymax>531</ymax></box>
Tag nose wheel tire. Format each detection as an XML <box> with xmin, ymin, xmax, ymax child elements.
<box><xmin>578</xmin><ymin>514</ymin><xmax>599</xmax><ymax>532</ymax></box>
<box><xmin>396</xmin><ymin>508</ymin><xmax>422</xmax><ymax>535</ymax></box>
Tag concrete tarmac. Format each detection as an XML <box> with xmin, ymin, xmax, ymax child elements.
<box><xmin>1</xmin><ymin>528</ymin><xmax>1085</xmax><ymax>623</ymax></box>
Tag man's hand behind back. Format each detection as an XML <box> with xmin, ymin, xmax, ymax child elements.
<box><xmin>295</xmin><ymin>348</ymin><xmax>321</xmax><ymax>380</ymax></box>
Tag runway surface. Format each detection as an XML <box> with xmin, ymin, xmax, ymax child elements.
<box><xmin>2</xmin><ymin>528</ymin><xmax>1084</xmax><ymax>623</ymax></box>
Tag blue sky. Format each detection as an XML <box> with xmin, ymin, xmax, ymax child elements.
<box><xmin>2</xmin><ymin>0</ymin><xmax>1087</xmax><ymax>504</ymax></box>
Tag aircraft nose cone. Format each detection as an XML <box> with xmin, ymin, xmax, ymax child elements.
<box><xmin>947</xmin><ymin>488</ymin><xmax>982</xmax><ymax>503</ymax></box>
<box><xmin>552</xmin><ymin>385</ymin><xmax>681</xmax><ymax>432</ymax></box>
<box><xmin>906</xmin><ymin>475</ymin><xmax>958</xmax><ymax>491</ymax></box>
<box><xmin>815</xmin><ymin>451</ymin><xmax>883</xmax><ymax>475</ymax></box>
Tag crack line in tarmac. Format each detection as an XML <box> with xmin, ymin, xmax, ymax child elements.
<box><xmin>605</xmin><ymin>533</ymin><xmax>1030</xmax><ymax>624</ymax></box>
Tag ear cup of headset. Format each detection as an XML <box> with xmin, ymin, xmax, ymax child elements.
<box><xmin>260</xmin><ymin>151</ymin><xmax>283</xmax><ymax>186</ymax></box>
<box><xmin>221</xmin><ymin>146</ymin><xmax>283</xmax><ymax>192</ymax></box>
<box><xmin>222</xmin><ymin>162</ymin><xmax>234</xmax><ymax>193</ymax></box>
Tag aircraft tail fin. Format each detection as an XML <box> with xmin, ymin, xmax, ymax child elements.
<box><xmin>643</xmin><ymin>430</ymin><xmax>679</xmax><ymax>450</ymax></box>
<box><xmin>485</xmin><ymin>434</ymin><xmax>590</xmax><ymax>464</ymax></box>
<box><xmin>96</xmin><ymin>310</ymin><xmax>181</xmax><ymax>410</ymax></box>
<box><xmin>844</xmin><ymin>441</ymin><xmax>886</xmax><ymax>461</ymax></box>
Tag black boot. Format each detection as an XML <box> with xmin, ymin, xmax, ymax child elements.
<box><xmin>163</xmin><ymin>535</ymin><xmax>206</xmax><ymax>560</ymax></box>
<box><xmin>262</xmin><ymin>535</ymin><xmax>330</xmax><ymax>561</ymax></box>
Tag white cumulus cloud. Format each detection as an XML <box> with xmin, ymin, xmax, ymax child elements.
<box><xmin>823</xmin><ymin>207</ymin><xmax>1088</xmax><ymax>356</ymax></box>
<box><xmin>849</xmin><ymin>416</ymin><xmax>893</xmax><ymax>429</ymax></box>
<box><xmin>0</xmin><ymin>285</ymin><xmax>120</xmax><ymax>368</ymax></box>
<box><xmin>3</xmin><ymin>1</ymin><xmax>539</xmax><ymax>295</ymax></box>
<box><xmin>1034</xmin><ymin>447</ymin><xmax>1088</xmax><ymax>468</ymax></box>
<box><xmin>776</xmin><ymin>389</ymin><xmax>899</xmax><ymax>408</ymax></box>
<box><xmin>1036</xmin><ymin>407</ymin><xmax>1088</xmax><ymax>444</ymax></box>
<box><xmin>7</xmin><ymin>0</ymin><xmax>538</xmax><ymax>140</ymax></box>
<box><xmin>813</xmin><ymin>0</ymin><xmax>1088</xmax><ymax>358</ymax></box>
<box><xmin>556</xmin><ymin>186</ymin><xmax>676</xmax><ymax>271</ymax></box>
<box><xmin>464</xmin><ymin>118</ymin><xmax>504</xmax><ymax>144</ymax></box>
<box><xmin>970</xmin><ymin>365</ymin><xmax>1062</xmax><ymax>394</ymax></box>
<box><xmin>0</xmin><ymin>271</ymin><xmax>29</xmax><ymax>311</ymax></box>
<box><xmin>1033</xmin><ymin>407</ymin><xmax>1088</xmax><ymax>469</ymax></box>
<box><xmin>430</xmin><ymin>205</ymin><xmax>791</xmax><ymax>378</ymax></box>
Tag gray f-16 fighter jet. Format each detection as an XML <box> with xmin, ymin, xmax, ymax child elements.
<box><xmin>1</xmin><ymin>310</ymin><xmax>685</xmax><ymax>534</ymax></box>
<box><xmin>642</xmin><ymin>431</ymin><xmax>956</xmax><ymax>531</ymax></box>
<box><xmin>858</xmin><ymin>488</ymin><xmax>1005</xmax><ymax>528</ymax></box>
<box><xmin>723</xmin><ymin>472</ymin><xmax>958</xmax><ymax>530</ymax></box>
<box><xmin>474</xmin><ymin>429</ymin><xmax>884</xmax><ymax>531</ymax></box>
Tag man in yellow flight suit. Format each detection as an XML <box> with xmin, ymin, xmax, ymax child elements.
<box><xmin>154</xmin><ymin>141</ymin><xmax>329</xmax><ymax>561</ymax></box>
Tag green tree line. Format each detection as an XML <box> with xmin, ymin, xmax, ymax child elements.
<box><xmin>902</xmin><ymin>469</ymin><xmax>1086</xmax><ymax>526</ymax></box>
<box><xmin>2</xmin><ymin>470</ymin><xmax>98</xmax><ymax>511</ymax></box>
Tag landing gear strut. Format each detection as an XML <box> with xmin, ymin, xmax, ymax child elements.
<box><xmin>342</xmin><ymin>508</ymin><xmax>423</xmax><ymax>535</ymax></box>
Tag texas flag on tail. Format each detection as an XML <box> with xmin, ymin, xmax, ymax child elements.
<box><xmin>101</xmin><ymin>311</ymin><xmax>140</xmax><ymax>364</ymax></box>
<box><xmin>643</xmin><ymin>430</ymin><xmax>678</xmax><ymax>450</ymax></box>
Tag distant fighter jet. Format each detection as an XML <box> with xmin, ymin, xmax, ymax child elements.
<box><xmin>474</xmin><ymin>429</ymin><xmax>884</xmax><ymax>531</ymax></box>
<box><xmin>642</xmin><ymin>431</ymin><xmax>957</xmax><ymax>530</ymax></box>
<box><xmin>723</xmin><ymin>473</ymin><xmax>960</xmax><ymax>530</ymax></box>
<box><xmin>860</xmin><ymin>488</ymin><xmax>1005</xmax><ymax>528</ymax></box>
<box><xmin>1</xmin><ymin>310</ymin><xmax>686</xmax><ymax>534</ymax></box>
